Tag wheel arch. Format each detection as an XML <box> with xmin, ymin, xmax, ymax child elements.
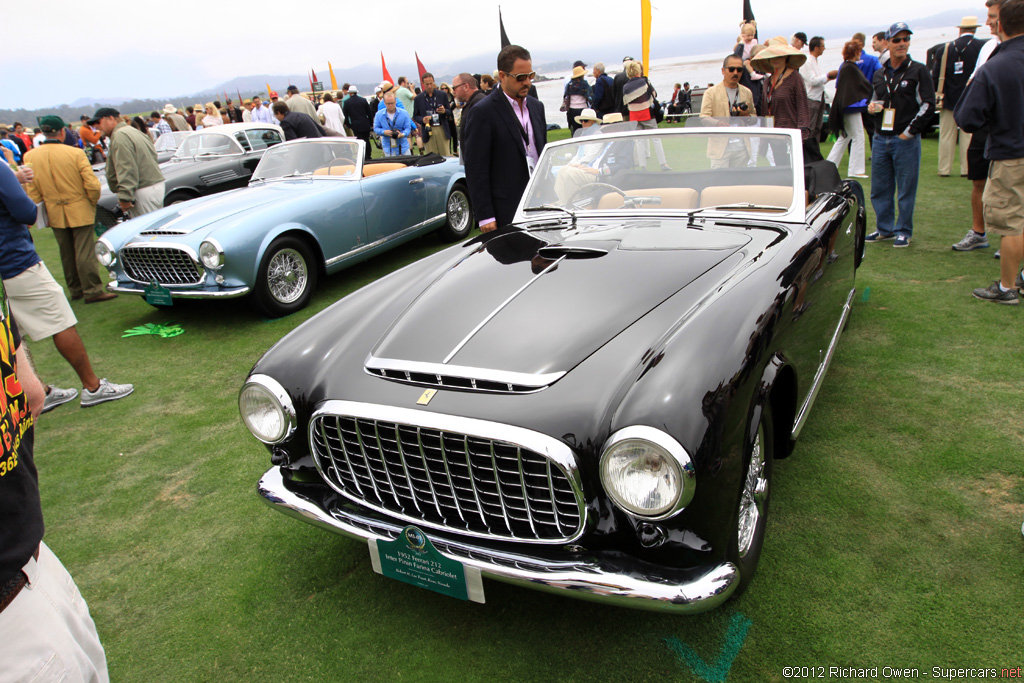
<box><xmin>255</xmin><ymin>224</ymin><xmax>327</xmax><ymax>282</ymax></box>
<box><xmin>759</xmin><ymin>355</ymin><xmax>798</xmax><ymax>459</ymax></box>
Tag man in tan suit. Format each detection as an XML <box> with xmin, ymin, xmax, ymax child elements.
<box><xmin>23</xmin><ymin>116</ymin><xmax>115</xmax><ymax>303</ymax></box>
<box><xmin>700</xmin><ymin>54</ymin><xmax>756</xmax><ymax>168</ymax></box>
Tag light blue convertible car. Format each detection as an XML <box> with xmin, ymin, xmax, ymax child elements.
<box><xmin>95</xmin><ymin>139</ymin><xmax>473</xmax><ymax>316</ymax></box>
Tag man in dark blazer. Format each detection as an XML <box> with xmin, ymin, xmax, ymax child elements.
<box><xmin>272</xmin><ymin>102</ymin><xmax>325</xmax><ymax>141</ymax></box>
<box><xmin>342</xmin><ymin>87</ymin><xmax>375</xmax><ymax>161</ymax></box>
<box><xmin>452</xmin><ymin>72</ymin><xmax>486</xmax><ymax>151</ymax></box>
<box><xmin>462</xmin><ymin>45</ymin><xmax>547</xmax><ymax>232</ymax></box>
<box><xmin>612</xmin><ymin>56</ymin><xmax>632</xmax><ymax>118</ymax></box>
<box><xmin>933</xmin><ymin>16</ymin><xmax>987</xmax><ymax>176</ymax></box>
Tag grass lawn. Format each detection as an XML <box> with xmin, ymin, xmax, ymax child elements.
<box><xmin>25</xmin><ymin>130</ymin><xmax>1023</xmax><ymax>682</ymax></box>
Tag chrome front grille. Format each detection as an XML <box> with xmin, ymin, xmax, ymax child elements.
<box><xmin>121</xmin><ymin>246</ymin><xmax>202</xmax><ymax>285</ymax></box>
<box><xmin>310</xmin><ymin>405</ymin><xmax>584</xmax><ymax>543</ymax></box>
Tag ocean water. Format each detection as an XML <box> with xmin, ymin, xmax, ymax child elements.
<box><xmin>533</xmin><ymin>25</ymin><xmax>985</xmax><ymax>127</ymax></box>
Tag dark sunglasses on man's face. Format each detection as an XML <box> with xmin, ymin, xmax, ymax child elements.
<box><xmin>509</xmin><ymin>71</ymin><xmax>536</xmax><ymax>82</ymax></box>
<box><xmin>890</xmin><ymin>36</ymin><xmax>910</xmax><ymax>44</ymax></box>
<box><xmin>726</xmin><ymin>66</ymin><xmax>744</xmax><ymax>73</ymax></box>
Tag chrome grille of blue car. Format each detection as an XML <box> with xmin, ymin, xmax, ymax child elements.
<box><xmin>311</xmin><ymin>414</ymin><xmax>583</xmax><ymax>542</ymax></box>
<box><xmin>121</xmin><ymin>247</ymin><xmax>202</xmax><ymax>285</ymax></box>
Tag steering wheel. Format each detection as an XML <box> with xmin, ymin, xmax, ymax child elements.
<box><xmin>569</xmin><ymin>182</ymin><xmax>627</xmax><ymax>209</ymax></box>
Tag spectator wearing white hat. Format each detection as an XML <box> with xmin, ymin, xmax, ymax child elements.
<box><xmin>161</xmin><ymin>104</ymin><xmax>190</xmax><ymax>131</ymax></box>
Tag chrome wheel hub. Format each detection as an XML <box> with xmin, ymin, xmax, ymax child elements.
<box><xmin>448</xmin><ymin>191</ymin><xmax>470</xmax><ymax>233</ymax></box>
<box><xmin>737</xmin><ymin>423</ymin><xmax>767</xmax><ymax>558</ymax></box>
<box><xmin>267</xmin><ymin>248</ymin><xmax>307</xmax><ymax>304</ymax></box>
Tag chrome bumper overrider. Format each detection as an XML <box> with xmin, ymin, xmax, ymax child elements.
<box><xmin>106</xmin><ymin>282</ymin><xmax>251</xmax><ymax>298</ymax></box>
<box><xmin>258</xmin><ymin>466</ymin><xmax>738</xmax><ymax>613</ymax></box>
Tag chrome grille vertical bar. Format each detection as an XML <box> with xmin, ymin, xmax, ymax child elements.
<box><xmin>324</xmin><ymin>416</ymin><xmax>364</xmax><ymax>496</ymax></box>
<box><xmin>390</xmin><ymin>425</ymin><xmax>422</xmax><ymax>514</ymax></box>
<box><xmin>367</xmin><ymin>420</ymin><xmax>404</xmax><ymax>509</ymax></box>
<box><xmin>486</xmin><ymin>441</ymin><xmax>513</xmax><ymax>532</ymax></box>
<box><xmin>515</xmin><ymin>446</ymin><xmax>538</xmax><ymax>536</ymax></box>
<box><xmin>352</xmin><ymin>419</ymin><xmax>384</xmax><ymax>501</ymax></box>
<box><xmin>457</xmin><ymin>434</ymin><xmax>489</xmax><ymax>528</ymax></box>
<box><xmin>546</xmin><ymin>459</ymin><xmax>565</xmax><ymax>536</ymax></box>
<box><xmin>403</xmin><ymin>425</ymin><xmax>444</xmax><ymax>519</ymax></box>
<box><xmin>425</xmin><ymin>428</ymin><xmax>466</xmax><ymax>524</ymax></box>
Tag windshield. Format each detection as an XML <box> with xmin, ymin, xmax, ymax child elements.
<box><xmin>521</xmin><ymin>120</ymin><xmax>797</xmax><ymax>218</ymax></box>
<box><xmin>252</xmin><ymin>140</ymin><xmax>361</xmax><ymax>181</ymax></box>
<box><xmin>155</xmin><ymin>131</ymin><xmax>190</xmax><ymax>154</ymax></box>
<box><xmin>174</xmin><ymin>132</ymin><xmax>243</xmax><ymax>158</ymax></box>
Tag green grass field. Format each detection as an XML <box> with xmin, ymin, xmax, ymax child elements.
<box><xmin>26</xmin><ymin>131</ymin><xmax>1023</xmax><ymax>682</ymax></box>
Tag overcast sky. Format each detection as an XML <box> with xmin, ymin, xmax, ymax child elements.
<box><xmin>5</xmin><ymin>0</ymin><xmax>976</xmax><ymax>110</ymax></box>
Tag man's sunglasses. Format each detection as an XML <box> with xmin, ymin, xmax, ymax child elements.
<box><xmin>889</xmin><ymin>36</ymin><xmax>910</xmax><ymax>44</ymax></box>
<box><xmin>725</xmin><ymin>66</ymin><xmax>744</xmax><ymax>73</ymax></box>
<box><xmin>508</xmin><ymin>71</ymin><xmax>536</xmax><ymax>82</ymax></box>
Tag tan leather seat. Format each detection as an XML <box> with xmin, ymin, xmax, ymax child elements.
<box><xmin>596</xmin><ymin>187</ymin><xmax>699</xmax><ymax>210</ymax></box>
<box><xmin>699</xmin><ymin>185</ymin><xmax>793</xmax><ymax>209</ymax></box>
<box><xmin>363</xmin><ymin>162</ymin><xmax>407</xmax><ymax>177</ymax></box>
<box><xmin>313</xmin><ymin>164</ymin><xmax>356</xmax><ymax>176</ymax></box>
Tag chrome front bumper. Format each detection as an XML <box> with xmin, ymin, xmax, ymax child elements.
<box><xmin>106</xmin><ymin>282</ymin><xmax>251</xmax><ymax>299</ymax></box>
<box><xmin>258</xmin><ymin>466</ymin><xmax>738</xmax><ymax>614</ymax></box>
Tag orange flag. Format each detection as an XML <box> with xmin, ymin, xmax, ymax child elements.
<box><xmin>266</xmin><ymin>83</ymin><xmax>273</xmax><ymax>99</ymax></box>
<box><xmin>328</xmin><ymin>61</ymin><xmax>338</xmax><ymax>90</ymax></box>
<box><xmin>381</xmin><ymin>52</ymin><xmax>394</xmax><ymax>84</ymax></box>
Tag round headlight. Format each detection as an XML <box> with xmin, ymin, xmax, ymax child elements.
<box><xmin>95</xmin><ymin>239</ymin><xmax>114</xmax><ymax>267</ymax></box>
<box><xmin>199</xmin><ymin>240</ymin><xmax>225</xmax><ymax>270</ymax></box>
<box><xmin>239</xmin><ymin>375</ymin><xmax>295</xmax><ymax>444</ymax></box>
<box><xmin>600</xmin><ymin>426</ymin><xmax>694</xmax><ymax>519</ymax></box>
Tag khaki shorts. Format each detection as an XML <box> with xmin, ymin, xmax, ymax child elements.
<box><xmin>4</xmin><ymin>262</ymin><xmax>77</xmax><ymax>341</ymax></box>
<box><xmin>983</xmin><ymin>157</ymin><xmax>1024</xmax><ymax>237</ymax></box>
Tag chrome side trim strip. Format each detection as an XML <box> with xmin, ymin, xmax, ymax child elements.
<box><xmin>106</xmin><ymin>282</ymin><xmax>251</xmax><ymax>298</ymax></box>
<box><xmin>325</xmin><ymin>213</ymin><xmax>445</xmax><ymax>267</ymax></box>
<box><xmin>258</xmin><ymin>466</ymin><xmax>738</xmax><ymax>614</ymax></box>
<box><xmin>791</xmin><ymin>287</ymin><xmax>855</xmax><ymax>439</ymax></box>
<box><xmin>442</xmin><ymin>255</ymin><xmax>566</xmax><ymax>364</ymax></box>
<box><xmin>308</xmin><ymin>400</ymin><xmax>586</xmax><ymax>545</ymax></box>
<box><xmin>365</xmin><ymin>356</ymin><xmax>565</xmax><ymax>389</ymax></box>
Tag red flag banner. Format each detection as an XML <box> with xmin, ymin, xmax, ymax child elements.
<box><xmin>312</xmin><ymin>68</ymin><xmax>318</xmax><ymax>83</ymax></box>
<box><xmin>415</xmin><ymin>52</ymin><xmax>428</xmax><ymax>88</ymax></box>
<box><xmin>381</xmin><ymin>52</ymin><xmax>394</xmax><ymax>84</ymax></box>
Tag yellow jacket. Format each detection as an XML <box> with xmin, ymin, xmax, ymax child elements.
<box><xmin>23</xmin><ymin>142</ymin><xmax>101</xmax><ymax>228</ymax></box>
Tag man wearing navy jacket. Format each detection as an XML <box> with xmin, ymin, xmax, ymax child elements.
<box><xmin>462</xmin><ymin>44</ymin><xmax>547</xmax><ymax>232</ymax></box>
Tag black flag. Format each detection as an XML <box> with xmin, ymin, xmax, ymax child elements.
<box><xmin>499</xmin><ymin>6</ymin><xmax>511</xmax><ymax>47</ymax></box>
<box><xmin>742</xmin><ymin>0</ymin><xmax>755</xmax><ymax>23</ymax></box>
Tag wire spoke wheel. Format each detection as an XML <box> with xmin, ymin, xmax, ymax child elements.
<box><xmin>737</xmin><ymin>422</ymin><xmax>768</xmax><ymax>558</ymax></box>
<box><xmin>267</xmin><ymin>248</ymin><xmax>308</xmax><ymax>304</ymax></box>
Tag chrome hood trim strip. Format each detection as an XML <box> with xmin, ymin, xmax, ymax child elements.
<box><xmin>364</xmin><ymin>355</ymin><xmax>565</xmax><ymax>389</ymax></box>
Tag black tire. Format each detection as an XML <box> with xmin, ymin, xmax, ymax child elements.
<box><xmin>437</xmin><ymin>185</ymin><xmax>474</xmax><ymax>241</ymax></box>
<box><xmin>164</xmin><ymin>190</ymin><xmax>196</xmax><ymax>207</ymax></box>
<box><xmin>727</xmin><ymin>403</ymin><xmax>775</xmax><ymax>597</ymax></box>
<box><xmin>252</xmin><ymin>236</ymin><xmax>318</xmax><ymax>317</ymax></box>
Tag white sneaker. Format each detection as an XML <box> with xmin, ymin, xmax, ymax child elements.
<box><xmin>42</xmin><ymin>385</ymin><xmax>78</xmax><ymax>413</ymax></box>
<box><xmin>81</xmin><ymin>378</ymin><xmax>134</xmax><ymax>407</ymax></box>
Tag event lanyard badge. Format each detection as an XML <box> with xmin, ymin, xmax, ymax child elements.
<box><xmin>881</xmin><ymin>109</ymin><xmax>896</xmax><ymax>132</ymax></box>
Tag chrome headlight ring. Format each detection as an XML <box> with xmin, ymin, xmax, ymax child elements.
<box><xmin>95</xmin><ymin>237</ymin><xmax>116</xmax><ymax>268</ymax></box>
<box><xmin>599</xmin><ymin>425</ymin><xmax>695</xmax><ymax>521</ymax></box>
<box><xmin>199</xmin><ymin>238</ymin><xmax>226</xmax><ymax>270</ymax></box>
<box><xmin>239</xmin><ymin>374</ymin><xmax>296</xmax><ymax>444</ymax></box>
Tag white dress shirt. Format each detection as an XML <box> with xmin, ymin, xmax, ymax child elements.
<box><xmin>800</xmin><ymin>54</ymin><xmax>828</xmax><ymax>100</ymax></box>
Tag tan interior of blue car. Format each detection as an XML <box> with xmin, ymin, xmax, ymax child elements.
<box><xmin>596</xmin><ymin>185</ymin><xmax>794</xmax><ymax>210</ymax></box>
<box><xmin>313</xmin><ymin>162</ymin><xmax>408</xmax><ymax>177</ymax></box>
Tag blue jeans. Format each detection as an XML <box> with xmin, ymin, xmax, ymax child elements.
<box><xmin>870</xmin><ymin>133</ymin><xmax>922</xmax><ymax>238</ymax></box>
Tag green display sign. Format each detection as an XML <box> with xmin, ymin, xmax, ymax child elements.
<box><xmin>369</xmin><ymin>526</ymin><xmax>484</xmax><ymax>603</ymax></box>
<box><xmin>144</xmin><ymin>281</ymin><xmax>173</xmax><ymax>307</ymax></box>
<box><xmin>311</xmin><ymin>81</ymin><xmax>324</xmax><ymax>93</ymax></box>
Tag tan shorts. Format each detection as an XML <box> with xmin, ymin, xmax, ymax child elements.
<box><xmin>4</xmin><ymin>262</ymin><xmax>78</xmax><ymax>341</ymax></box>
<box><xmin>983</xmin><ymin>157</ymin><xmax>1024</xmax><ymax>237</ymax></box>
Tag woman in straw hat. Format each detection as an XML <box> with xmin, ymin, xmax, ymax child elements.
<box><xmin>751</xmin><ymin>41</ymin><xmax>812</xmax><ymax>154</ymax></box>
<box><xmin>563</xmin><ymin>64</ymin><xmax>593</xmax><ymax>135</ymax></box>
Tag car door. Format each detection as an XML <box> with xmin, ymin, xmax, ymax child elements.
<box><xmin>358</xmin><ymin>162</ymin><xmax>428</xmax><ymax>244</ymax></box>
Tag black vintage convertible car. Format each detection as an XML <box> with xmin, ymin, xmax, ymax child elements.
<box><xmin>240</xmin><ymin>122</ymin><xmax>865</xmax><ymax>613</ymax></box>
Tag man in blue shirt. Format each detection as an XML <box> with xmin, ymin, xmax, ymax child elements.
<box><xmin>373</xmin><ymin>93</ymin><xmax>412</xmax><ymax>156</ymax></box>
<box><xmin>0</xmin><ymin>129</ymin><xmax>22</xmax><ymax>164</ymax></box>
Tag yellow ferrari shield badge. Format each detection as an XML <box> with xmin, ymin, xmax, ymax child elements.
<box><xmin>416</xmin><ymin>389</ymin><xmax>437</xmax><ymax>405</ymax></box>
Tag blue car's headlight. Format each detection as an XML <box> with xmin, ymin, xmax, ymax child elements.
<box><xmin>199</xmin><ymin>239</ymin><xmax>225</xmax><ymax>270</ymax></box>
<box><xmin>95</xmin><ymin>238</ymin><xmax>115</xmax><ymax>267</ymax></box>
<box><xmin>600</xmin><ymin>426</ymin><xmax>695</xmax><ymax>520</ymax></box>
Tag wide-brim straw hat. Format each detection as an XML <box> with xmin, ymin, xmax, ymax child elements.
<box><xmin>162</xmin><ymin>104</ymin><xmax>178</xmax><ymax>115</ymax></box>
<box><xmin>575</xmin><ymin>108</ymin><xmax>601</xmax><ymax>124</ymax></box>
<box><xmin>572</xmin><ymin>65</ymin><xmax>586</xmax><ymax>79</ymax></box>
<box><xmin>750</xmin><ymin>42</ymin><xmax>807</xmax><ymax>69</ymax></box>
<box><xmin>958</xmin><ymin>15</ymin><xmax>980</xmax><ymax>29</ymax></box>
<box><xmin>601</xmin><ymin>112</ymin><xmax>624</xmax><ymax>124</ymax></box>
